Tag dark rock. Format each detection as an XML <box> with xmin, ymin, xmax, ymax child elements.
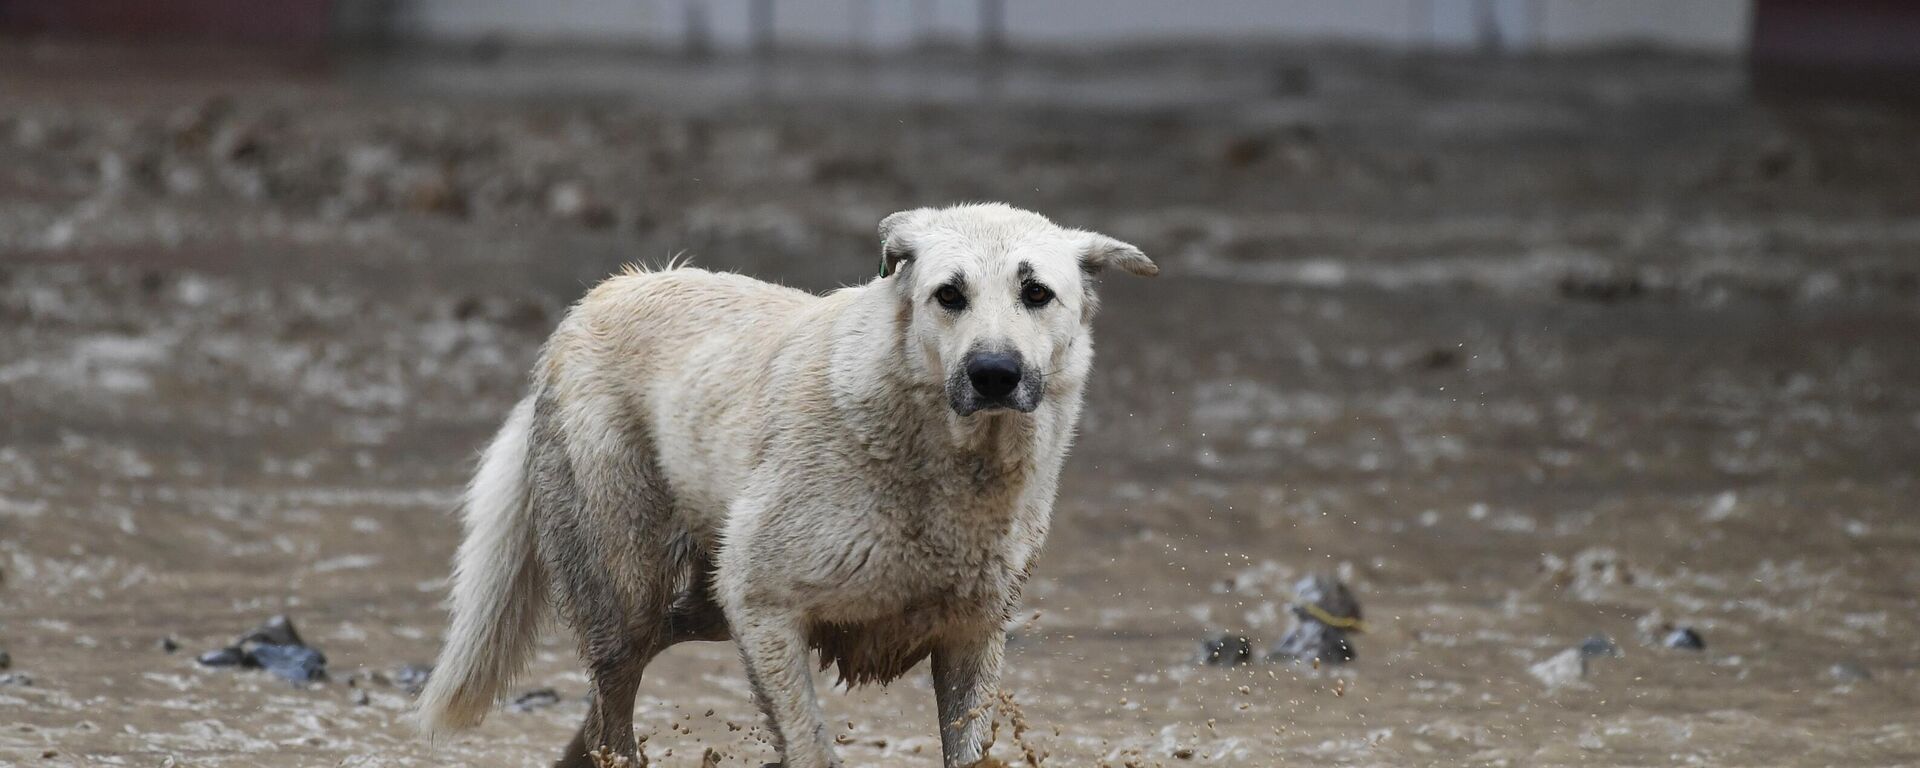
<box><xmin>159</xmin><ymin>636</ymin><xmax>179</xmax><ymax>653</ymax></box>
<box><xmin>1196</xmin><ymin>633</ymin><xmax>1254</xmax><ymax>666</ymax></box>
<box><xmin>250</xmin><ymin>643</ymin><xmax>328</xmax><ymax>683</ymax></box>
<box><xmin>0</xmin><ymin>649</ymin><xmax>9</xmax><ymax>669</ymax></box>
<box><xmin>196</xmin><ymin>615</ymin><xmax>327</xmax><ymax>682</ymax></box>
<box><xmin>243</xmin><ymin>615</ymin><xmax>305</xmax><ymax>648</ymax></box>
<box><xmin>508</xmin><ymin>687</ymin><xmax>563</xmax><ymax>712</ymax></box>
<box><xmin>197</xmin><ymin>646</ymin><xmax>254</xmax><ymax>668</ymax></box>
<box><xmin>1663</xmin><ymin>627</ymin><xmax>1705</xmax><ymax>651</ymax></box>
<box><xmin>1267</xmin><ymin>574</ymin><xmax>1362</xmax><ymax>665</ymax></box>
<box><xmin>1578</xmin><ymin>634</ymin><xmax>1622</xmax><ymax>658</ymax></box>
<box><xmin>351</xmin><ymin>687</ymin><xmax>371</xmax><ymax>706</ymax></box>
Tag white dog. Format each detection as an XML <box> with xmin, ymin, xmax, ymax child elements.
<box><xmin>415</xmin><ymin>203</ymin><xmax>1156</xmax><ymax>767</ymax></box>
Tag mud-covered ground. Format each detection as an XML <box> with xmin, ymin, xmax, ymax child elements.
<box><xmin>2</xmin><ymin>42</ymin><xmax>1918</xmax><ymax>766</ymax></box>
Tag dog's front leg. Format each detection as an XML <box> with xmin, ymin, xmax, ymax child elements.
<box><xmin>934</xmin><ymin>629</ymin><xmax>1007</xmax><ymax>767</ymax></box>
<box><xmin>733</xmin><ymin>607</ymin><xmax>838</xmax><ymax>768</ymax></box>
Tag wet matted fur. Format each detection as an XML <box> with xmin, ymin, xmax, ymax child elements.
<box><xmin>415</xmin><ymin>203</ymin><xmax>1156</xmax><ymax>768</ymax></box>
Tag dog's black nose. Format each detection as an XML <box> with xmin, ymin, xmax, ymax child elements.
<box><xmin>966</xmin><ymin>352</ymin><xmax>1023</xmax><ymax>402</ymax></box>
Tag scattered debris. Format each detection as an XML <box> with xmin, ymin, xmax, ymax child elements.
<box><xmin>0</xmin><ymin>672</ymin><xmax>31</xmax><ymax>687</ymax></box>
<box><xmin>194</xmin><ymin>615</ymin><xmax>329</xmax><ymax>683</ymax></box>
<box><xmin>1197</xmin><ymin>632</ymin><xmax>1254</xmax><ymax>666</ymax></box>
<box><xmin>388</xmin><ymin>663</ymin><xmax>433</xmax><ymax>694</ymax></box>
<box><xmin>508</xmin><ymin>687</ymin><xmax>563</xmax><ymax>713</ymax></box>
<box><xmin>1267</xmin><ymin>574</ymin><xmax>1362</xmax><ymax>665</ymax></box>
<box><xmin>1528</xmin><ymin>648</ymin><xmax>1589</xmax><ymax>689</ymax></box>
<box><xmin>1663</xmin><ymin>627</ymin><xmax>1705</xmax><ymax>651</ymax></box>
<box><xmin>1538</xmin><ymin>548</ymin><xmax>1639</xmax><ymax>601</ymax></box>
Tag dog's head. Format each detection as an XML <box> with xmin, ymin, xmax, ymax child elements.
<box><xmin>878</xmin><ymin>203</ymin><xmax>1157</xmax><ymax>417</ymax></box>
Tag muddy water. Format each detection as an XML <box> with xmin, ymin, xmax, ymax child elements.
<box><xmin>2</xmin><ymin>44</ymin><xmax>1917</xmax><ymax>766</ymax></box>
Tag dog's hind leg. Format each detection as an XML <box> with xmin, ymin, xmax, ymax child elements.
<box><xmin>529</xmin><ymin>396</ymin><xmax>680</xmax><ymax>767</ymax></box>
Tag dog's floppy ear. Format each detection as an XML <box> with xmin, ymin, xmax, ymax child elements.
<box><xmin>1079</xmin><ymin>232</ymin><xmax>1158</xmax><ymax>277</ymax></box>
<box><xmin>877</xmin><ymin>208</ymin><xmax>929</xmax><ymax>278</ymax></box>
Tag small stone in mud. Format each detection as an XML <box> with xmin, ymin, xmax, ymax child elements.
<box><xmin>197</xmin><ymin>646</ymin><xmax>254</xmax><ymax>668</ymax></box>
<box><xmin>1578</xmin><ymin>634</ymin><xmax>1622</xmax><ymax>658</ymax></box>
<box><xmin>1196</xmin><ymin>633</ymin><xmax>1254</xmax><ymax>666</ymax></box>
<box><xmin>250</xmin><ymin>643</ymin><xmax>328</xmax><ymax>683</ymax></box>
<box><xmin>1830</xmin><ymin>662</ymin><xmax>1870</xmax><ymax>682</ymax></box>
<box><xmin>351</xmin><ymin>687</ymin><xmax>371</xmax><ymax>706</ymax></box>
<box><xmin>0</xmin><ymin>649</ymin><xmax>9</xmax><ymax>669</ymax></box>
<box><xmin>1529</xmin><ymin>648</ymin><xmax>1588</xmax><ymax>688</ymax></box>
<box><xmin>196</xmin><ymin>615</ymin><xmax>328</xmax><ymax>682</ymax></box>
<box><xmin>158</xmin><ymin>636</ymin><xmax>179</xmax><ymax>653</ymax></box>
<box><xmin>1266</xmin><ymin>574</ymin><xmax>1362</xmax><ymax>665</ymax></box>
<box><xmin>508</xmin><ymin>687</ymin><xmax>563</xmax><ymax>712</ymax></box>
<box><xmin>390</xmin><ymin>663</ymin><xmax>433</xmax><ymax>693</ymax></box>
<box><xmin>0</xmin><ymin>672</ymin><xmax>31</xmax><ymax>687</ymax></box>
<box><xmin>1663</xmin><ymin>627</ymin><xmax>1705</xmax><ymax>651</ymax></box>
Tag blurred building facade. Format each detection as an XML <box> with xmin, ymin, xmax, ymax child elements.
<box><xmin>3</xmin><ymin>0</ymin><xmax>1753</xmax><ymax>53</ymax></box>
<box><xmin>380</xmin><ymin>0</ymin><xmax>1753</xmax><ymax>54</ymax></box>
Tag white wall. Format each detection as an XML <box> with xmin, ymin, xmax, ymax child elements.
<box><xmin>394</xmin><ymin>0</ymin><xmax>1752</xmax><ymax>54</ymax></box>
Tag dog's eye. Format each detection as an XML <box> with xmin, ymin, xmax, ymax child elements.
<box><xmin>934</xmin><ymin>285</ymin><xmax>967</xmax><ymax>310</ymax></box>
<box><xmin>1021</xmin><ymin>283</ymin><xmax>1054</xmax><ymax>308</ymax></box>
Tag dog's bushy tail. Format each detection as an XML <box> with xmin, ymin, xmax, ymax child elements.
<box><xmin>415</xmin><ymin>396</ymin><xmax>544</xmax><ymax>736</ymax></box>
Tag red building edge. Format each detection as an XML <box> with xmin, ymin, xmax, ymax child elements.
<box><xmin>0</xmin><ymin>0</ymin><xmax>335</xmax><ymax>45</ymax></box>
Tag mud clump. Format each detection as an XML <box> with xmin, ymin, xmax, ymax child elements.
<box><xmin>194</xmin><ymin>615</ymin><xmax>328</xmax><ymax>683</ymax></box>
<box><xmin>1267</xmin><ymin>574</ymin><xmax>1362</xmax><ymax>665</ymax></box>
<box><xmin>1529</xmin><ymin>648</ymin><xmax>1590</xmax><ymax>688</ymax></box>
<box><xmin>507</xmin><ymin>687</ymin><xmax>563</xmax><ymax>713</ymax></box>
<box><xmin>1196</xmin><ymin>632</ymin><xmax>1255</xmax><ymax>666</ymax></box>
<box><xmin>1578</xmin><ymin>634</ymin><xmax>1622</xmax><ymax>658</ymax></box>
<box><xmin>1663</xmin><ymin>627</ymin><xmax>1705</xmax><ymax>651</ymax></box>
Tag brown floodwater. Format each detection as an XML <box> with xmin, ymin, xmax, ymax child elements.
<box><xmin>2</xmin><ymin>42</ymin><xmax>1917</xmax><ymax>767</ymax></box>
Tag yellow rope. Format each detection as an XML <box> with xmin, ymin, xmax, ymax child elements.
<box><xmin>1298</xmin><ymin>601</ymin><xmax>1367</xmax><ymax>633</ymax></box>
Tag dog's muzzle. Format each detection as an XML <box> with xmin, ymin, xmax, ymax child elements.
<box><xmin>951</xmin><ymin>350</ymin><xmax>1041</xmax><ymax>416</ymax></box>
